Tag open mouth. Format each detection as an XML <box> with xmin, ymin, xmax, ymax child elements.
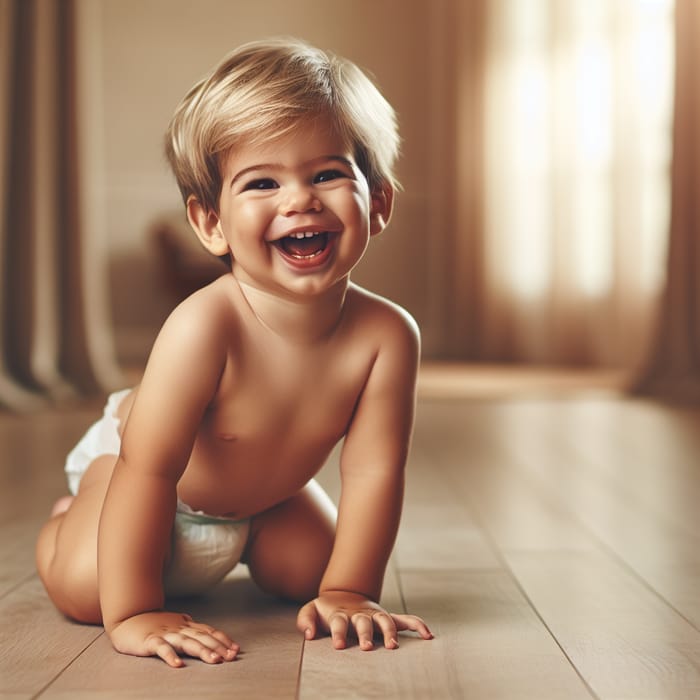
<box><xmin>274</xmin><ymin>231</ymin><xmax>330</xmax><ymax>260</ymax></box>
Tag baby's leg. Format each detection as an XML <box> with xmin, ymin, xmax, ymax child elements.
<box><xmin>243</xmin><ymin>480</ymin><xmax>336</xmax><ymax>603</ymax></box>
<box><xmin>36</xmin><ymin>454</ymin><xmax>116</xmax><ymax>623</ymax></box>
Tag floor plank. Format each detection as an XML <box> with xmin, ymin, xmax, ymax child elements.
<box><xmin>393</xmin><ymin>570</ymin><xmax>595</xmax><ymax>699</ymax></box>
<box><xmin>395</xmin><ymin>442</ymin><xmax>502</xmax><ymax>571</ymax></box>
<box><xmin>505</xmin><ymin>550</ymin><xmax>700</xmax><ymax>700</ymax></box>
<box><xmin>0</xmin><ymin>577</ymin><xmax>103</xmax><ymax>699</ymax></box>
<box><xmin>495</xmin><ymin>400</ymin><xmax>700</xmax><ymax>633</ymax></box>
<box><xmin>564</xmin><ymin>400</ymin><xmax>700</xmax><ymax>539</ymax></box>
<box><xmin>0</xmin><ymin>518</ymin><xmax>44</xmax><ymax>598</ymax></box>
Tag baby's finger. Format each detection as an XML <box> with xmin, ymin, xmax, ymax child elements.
<box><xmin>351</xmin><ymin>613</ymin><xmax>374</xmax><ymax>651</ymax></box>
<box><xmin>186</xmin><ymin>621</ymin><xmax>239</xmax><ymax>656</ymax></box>
<box><xmin>329</xmin><ymin>612</ymin><xmax>349</xmax><ymax>650</ymax></box>
<box><xmin>372</xmin><ymin>611</ymin><xmax>399</xmax><ymax>649</ymax></box>
<box><xmin>164</xmin><ymin>633</ymin><xmax>223</xmax><ymax>664</ymax></box>
<box><xmin>148</xmin><ymin>636</ymin><xmax>184</xmax><ymax>668</ymax></box>
<box><xmin>391</xmin><ymin>613</ymin><xmax>434</xmax><ymax>640</ymax></box>
<box><xmin>210</xmin><ymin>629</ymin><xmax>240</xmax><ymax>657</ymax></box>
<box><xmin>296</xmin><ymin>601</ymin><xmax>319</xmax><ymax>641</ymax></box>
<box><xmin>181</xmin><ymin>628</ymin><xmax>237</xmax><ymax>660</ymax></box>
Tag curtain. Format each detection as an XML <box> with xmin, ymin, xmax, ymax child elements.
<box><xmin>448</xmin><ymin>0</ymin><xmax>675</xmax><ymax>371</ymax></box>
<box><xmin>0</xmin><ymin>0</ymin><xmax>123</xmax><ymax>411</ymax></box>
<box><xmin>634</xmin><ymin>0</ymin><xmax>700</xmax><ymax>400</ymax></box>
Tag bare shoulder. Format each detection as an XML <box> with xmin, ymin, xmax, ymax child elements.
<box><xmin>154</xmin><ymin>276</ymin><xmax>238</xmax><ymax>350</ymax></box>
<box><xmin>347</xmin><ymin>285</ymin><xmax>421</xmax><ymax>377</ymax></box>
<box><xmin>140</xmin><ymin>276</ymin><xmax>240</xmax><ymax>393</ymax></box>
<box><xmin>345</xmin><ymin>284</ymin><xmax>420</xmax><ymax>359</ymax></box>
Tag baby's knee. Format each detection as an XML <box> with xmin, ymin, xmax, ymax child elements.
<box><xmin>250</xmin><ymin>532</ymin><xmax>333</xmax><ymax>603</ymax></box>
<box><xmin>256</xmin><ymin>560</ymin><xmax>322</xmax><ymax>603</ymax></box>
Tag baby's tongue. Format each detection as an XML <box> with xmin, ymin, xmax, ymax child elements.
<box><xmin>279</xmin><ymin>233</ymin><xmax>328</xmax><ymax>257</ymax></box>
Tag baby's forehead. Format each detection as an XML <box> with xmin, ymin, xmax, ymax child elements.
<box><xmin>221</xmin><ymin>118</ymin><xmax>354</xmax><ymax>167</ymax></box>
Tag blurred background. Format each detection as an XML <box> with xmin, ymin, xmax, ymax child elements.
<box><xmin>1</xmin><ymin>0</ymin><xmax>698</xmax><ymax>410</ymax></box>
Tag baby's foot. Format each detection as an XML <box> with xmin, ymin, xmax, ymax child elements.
<box><xmin>50</xmin><ymin>495</ymin><xmax>74</xmax><ymax>517</ymax></box>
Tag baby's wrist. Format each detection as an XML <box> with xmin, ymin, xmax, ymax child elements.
<box><xmin>318</xmin><ymin>587</ymin><xmax>376</xmax><ymax>602</ymax></box>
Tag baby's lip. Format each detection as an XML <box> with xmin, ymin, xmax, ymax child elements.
<box><xmin>272</xmin><ymin>230</ymin><xmax>337</xmax><ymax>268</ymax></box>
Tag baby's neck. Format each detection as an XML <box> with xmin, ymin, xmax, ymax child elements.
<box><xmin>233</xmin><ymin>277</ymin><xmax>349</xmax><ymax>343</ymax></box>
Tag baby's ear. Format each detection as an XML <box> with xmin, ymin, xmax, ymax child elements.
<box><xmin>369</xmin><ymin>182</ymin><xmax>395</xmax><ymax>237</ymax></box>
<box><xmin>186</xmin><ymin>196</ymin><xmax>230</xmax><ymax>256</ymax></box>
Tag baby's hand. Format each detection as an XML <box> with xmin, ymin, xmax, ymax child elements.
<box><xmin>296</xmin><ymin>590</ymin><xmax>433</xmax><ymax>650</ymax></box>
<box><xmin>108</xmin><ymin>611</ymin><xmax>239</xmax><ymax>667</ymax></box>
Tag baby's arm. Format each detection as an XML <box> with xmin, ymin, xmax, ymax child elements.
<box><xmin>297</xmin><ymin>306</ymin><xmax>432</xmax><ymax>649</ymax></box>
<box><xmin>98</xmin><ymin>294</ymin><xmax>238</xmax><ymax>667</ymax></box>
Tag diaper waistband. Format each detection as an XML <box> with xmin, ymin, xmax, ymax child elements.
<box><xmin>176</xmin><ymin>499</ymin><xmax>248</xmax><ymax>526</ymax></box>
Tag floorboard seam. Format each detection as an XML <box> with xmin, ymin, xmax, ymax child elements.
<box><xmin>294</xmin><ymin>637</ymin><xmax>306</xmax><ymax>700</ymax></box>
<box><xmin>505</xmin><ymin>448</ymin><xmax>700</xmax><ymax>635</ymax></box>
<box><xmin>0</xmin><ymin>570</ymin><xmax>38</xmax><ymax>601</ymax></box>
<box><xmin>562</xmin><ymin>525</ymin><xmax>700</xmax><ymax>635</ymax></box>
<box><xmin>30</xmin><ymin>630</ymin><xmax>105</xmax><ymax>699</ymax></box>
<box><xmin>441</xmin><ymin>467</ymin><xmax>603</xmax><ymax>700</ymax></box>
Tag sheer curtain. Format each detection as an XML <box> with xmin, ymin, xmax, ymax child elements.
<box><xmin>0</xmin><ymin>0</ymin><xmax>123</xmax><ymax>411</ymax></box>
<box><xmin>464</xmin><ymin>0</ymin><xmax>675</xmax><ymax>369</ymax></box>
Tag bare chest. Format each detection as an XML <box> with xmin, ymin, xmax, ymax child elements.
<box><xmin>202</xmin><ymin>375</ymin><xmax>357</xmax><ymax>449</ymax></box>
<box><xmin>177</xmin><ymin>347</ymin><xmax>371</xmax><ymax>515</ymax></box>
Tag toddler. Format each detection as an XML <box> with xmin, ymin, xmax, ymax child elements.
<box><xmin>36</xmin><ymin>38</ymin><xmax>432</xmax><ymax>667</ymax></box>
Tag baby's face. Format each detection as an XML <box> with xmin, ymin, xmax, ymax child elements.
<box><xmin>215</xmin><ymin>122</ymin><xmax>378</xmax><ymax>299</ymax></box>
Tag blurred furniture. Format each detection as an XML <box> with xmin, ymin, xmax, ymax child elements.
<box><xmin>151</xmin><ymin>211</ymin><xmax>228</xmax><ymax>302</ymax></box>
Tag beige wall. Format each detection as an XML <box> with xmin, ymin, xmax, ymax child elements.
<box><xmin>81</xmin><ymin>0</ymin><xmax>454</xmax><ymax>364</ymax></box>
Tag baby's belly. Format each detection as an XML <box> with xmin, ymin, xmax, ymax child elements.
<box><xmin>175</xmin><ymin>437</ymin><xmax>334</xmax><ymax>519</ymax></box>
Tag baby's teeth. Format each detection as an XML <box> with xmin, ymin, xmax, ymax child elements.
<box><xmin>289</xmin><ymin>231</ymin><xmax>321</xmax><ymax>239</ymax></box>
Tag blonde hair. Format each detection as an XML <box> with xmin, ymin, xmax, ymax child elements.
<box><xmin>165</xmin><ymin>38</ymin><xmax>400</xmax><ymax>213</ymax></box>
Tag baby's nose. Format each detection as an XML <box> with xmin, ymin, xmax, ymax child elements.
<box><xmin>280</xmin><ymin>186</ymin><xmax>322</xmax><ymax>215</ymax></box>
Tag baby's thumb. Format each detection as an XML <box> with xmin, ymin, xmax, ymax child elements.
<box><xmin>296</xmin><ymin>601</ymin><xmax>318</xmax><ymax>640</ymax></box>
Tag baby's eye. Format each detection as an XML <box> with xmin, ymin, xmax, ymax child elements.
<box><xmin>243</xmin><ymin>178</ymin><xmax>278</xmax><ymax>191</ymax></box>
<box><xmin>313</xmin><ymin>169</ymin><xmax>346</xmax><ymax>184</ymax></box>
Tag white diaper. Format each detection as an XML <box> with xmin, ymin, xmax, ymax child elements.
<box><xmin>63</xmin><ymin>389</ymin><xmax>250</xmax><ymax>597</ymax></box>
<box><xmin>165</xmin><ymin>509</ymin><xmax>250</xmax><ymax>598</ymax></box>
<box><xmin>64</xmin><ymin>389</ymin><xmax>129</xmax><ymax>496</ymax></box>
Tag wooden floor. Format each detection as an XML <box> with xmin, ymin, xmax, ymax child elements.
<box><xmin>2</xmin><ymin>368</ymin><xmax>700</xmax><ymax>699</ymax></box>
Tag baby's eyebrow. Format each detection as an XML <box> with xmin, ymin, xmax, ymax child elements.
<box><xmin>230</xmin><ymin>155</ymin><xmax>354</xmax><ymax>188</ymax></box>
<box><xmin>230</xmin><ymin>163</ymin><xmax>281</xmax><ymax>188</ymax></box>
<box><xmin>319</xmin><ymin>155</ymin><xmax>355</xmax><ymax>170</ymax></box>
